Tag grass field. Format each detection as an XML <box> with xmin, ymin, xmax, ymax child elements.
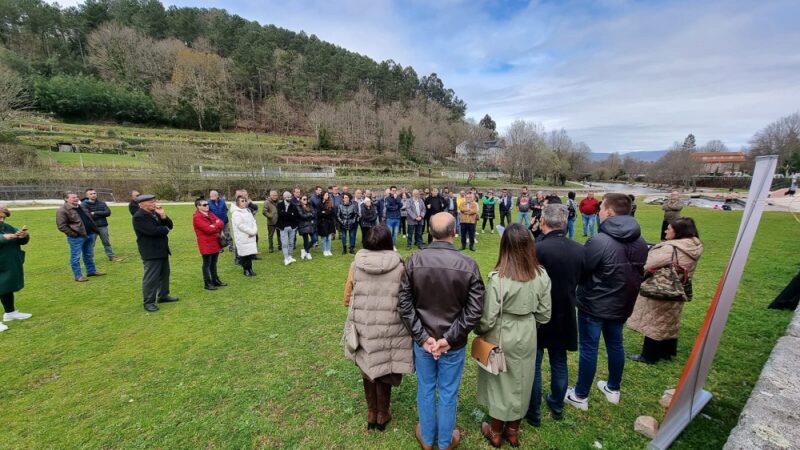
<box><xmin>0</xmin><ymin>204</ymin><xmax>796</xmax><ymax>449</ymax></box>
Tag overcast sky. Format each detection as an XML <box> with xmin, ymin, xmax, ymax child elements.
<box><xmin>53</xmin><ymin>0</ymin><xmax>800</xmax><ymax>153</ymax></box>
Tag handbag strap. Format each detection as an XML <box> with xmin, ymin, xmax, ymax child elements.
<box><xmin>497</xmin><ymin>276</ymin><xmax>505</xmax><ymax>350</ymax></box>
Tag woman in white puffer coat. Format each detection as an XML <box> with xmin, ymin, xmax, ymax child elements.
<box><xmin>230</xmin><ymin>195</ymin><xmax>259</xmax><ymax>277</ymax></box>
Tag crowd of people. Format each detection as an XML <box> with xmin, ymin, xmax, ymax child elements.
<box><xmin>0</xmin><ymin>184</ymin><xmax>707</xmax><ymax>448</ymax></box>
<box><xmin>342</xmin><ymin>193</ymin><xmax>704</xmax><ymax>449</ymax></box>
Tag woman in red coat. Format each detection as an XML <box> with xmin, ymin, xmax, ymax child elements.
<box><xmin>193</xmin><ymin>198</ymin><xmax>226</xmax><ymax>290</ymax></box>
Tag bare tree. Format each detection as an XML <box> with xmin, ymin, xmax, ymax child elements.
<box><xmin>701</xmin><ymin>139</ymin><xmax>729</xmax><ymax>152</ymax></box>
<box><xmin>650</xmin><ymin>142</ymin><xmax>703</xmax><ymax>188</ymax></box>
<box><xmin>0</xmin><ymin>64</ymin><xmax>30</xmax><ymax>126</ymax></box>
<box><xmin>749</xmin><ymin>112</ymin><xmax>800</xmax><ymax>175</ymax></box>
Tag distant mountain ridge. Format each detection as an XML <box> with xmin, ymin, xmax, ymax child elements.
<box><xmin>590</xmin><ymin>150</ymin><xmax>667</xmax><ymax>162</ymax></box>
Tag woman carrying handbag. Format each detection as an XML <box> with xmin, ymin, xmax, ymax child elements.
<box><xmin>627</xmin><ymin>217</ymin><xmax>704</xmax><ymax>364</ymax></box>
<box><xmin>475</xmin><ymin>224</ymin><xmax>552</xmax><ymax>448</ymax></box>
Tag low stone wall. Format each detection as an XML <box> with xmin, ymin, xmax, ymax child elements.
<box><xmin>724</xmin><ymin>306</ymin><xmax>800</xmax><ymax>450</ymax></box>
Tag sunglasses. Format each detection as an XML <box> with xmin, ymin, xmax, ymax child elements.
<box><xmin>199</xmin><ymin>203</ymin><xmax>208</xmax><ymax>206</ymax></box>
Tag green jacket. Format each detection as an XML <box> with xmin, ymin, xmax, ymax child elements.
<box><xmin>476</xmin><ymin>271</ymin><xmax>551</xmax><ymax>421</ymax></box>
<box><xmin>0</xmin><ymin>223</ymin><xmax>29</xmax><ymax>295</ymax></box>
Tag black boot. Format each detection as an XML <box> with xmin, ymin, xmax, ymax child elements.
<box><xmin>204</xmin><ymin>282</ymin><xmax>217</xmax><ymax>291</ymax></box>
<box><xmin>349</xmin><ymin>247</ymin><xmax>356</xmax><ymax>254</ymax></box>
<box><xmin>213</xmin><ymin>279</ymin><xmax>227</xmax><ymax>287</ymax></box>
<box><xmin>343</xmin><ymin>247</ymin><xmax>348</xmax><ymax>255</ymax></box>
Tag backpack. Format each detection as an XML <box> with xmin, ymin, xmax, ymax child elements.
<box><xmin>567</xmin><ymin>200</ymin><xmax>576</xmax><ymax>220</ymax></box>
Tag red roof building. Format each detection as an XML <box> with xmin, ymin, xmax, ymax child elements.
<box><xmin>691</xmin><ymin>152</ymin><xmax>747</xmax><ymax>175</ymax></box>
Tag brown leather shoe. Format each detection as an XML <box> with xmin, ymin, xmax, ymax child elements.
<box><xmin>481</xmin><ymin>418</ymin><xmax>504</xmax><ymax>448</ymax></box>
<box><xmin>87</xmin><ymin>271</ymin><xmax>106</xmax><ymax>277</ymax></box>
<box><xmin>443</xmin><ymin>428</ymin><xmax>461</xmax><ymax>450</ymax></box>
<box><xmin>503</xmin><ymin>419</ymin><xmax>521</xmax><ymax>447</ymax></box>
<box><xmin>415</xmin><ymin>423</ymin><xmax>433</xmax><ymax>450</ymax></box>
<box><xmin>110</xmin><ymin>256</ymin><xmax>125</xmax><ymax>262</ymax></box>
<box><xmin>75</xmin><ymin>276</ymin><xmax>89</xmax><ymax>282</ymax></box>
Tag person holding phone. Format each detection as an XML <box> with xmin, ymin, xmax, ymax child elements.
<box><xmin>0</xmin><ymin>206</ymin><xmax>32</xmax><ymax>332</ymax></box>
<box><xmin>132</xmin><ymin>195</ymin><xmax>178</xmax><ymax>312</ymax></box>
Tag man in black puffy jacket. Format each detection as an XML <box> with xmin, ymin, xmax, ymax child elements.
<box><xmin>566</xmin><ymin>193</ymin><xmax>647</xmax><ymax>411</ymax></box>
<box><xmin>82</xmin><ymin>189</ymin><xmax>124</xmax><ymax>262</ymax></box>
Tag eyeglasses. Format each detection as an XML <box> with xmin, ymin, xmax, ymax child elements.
<box><xmin>199</xmin><ymin>203</ymin><xmax>208</xmax><ymax>207</ymax></box>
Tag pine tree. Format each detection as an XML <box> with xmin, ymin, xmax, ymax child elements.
<box><xmin>682</xmin><ymin>134</ymin><xmax>696</xmax><ymax>151</ymax></box>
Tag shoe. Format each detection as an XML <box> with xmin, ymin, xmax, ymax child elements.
<box><xmin>0</xmin><ymin>322</ymin><xmax>7</xmax><ymax>332</ymax></box>
<box><xmin>548</xmin><ymin>404</ymin><xmax>563</xmax><ymax>421</ymax></box>
<box><xmin>305</xmin><ymin>253</ymin><xmax>312</xmax><ymax>260</ymax></box>
<box><xmin>469</xmin><ymin>246</ymin><xmax>475</xmax><ymax>251</ymax></box>
<box><xmin>110</xmin><ymin>256</ymin><xmax>125</xmax><ymax>262</ymax></box>
<box><xmin>288</xmin><ymin>256</ymin><xmax>297</xmax><ymax>263</ymax></box>
<box><xmin>349</xmin><ymin>248</ymin><xmax>356</xmax><ymax>254</ymax></box>
<box><xmin>525</xmin><ymin>415</ymin><xmax>541</xmax><ymax>427</ymax></box>
<box><xmin>415</xmin><ymin>423</ymin><xmax>433</xmax><ymax>450</ymax></box>
<box><xmin>474</xmin><ymin>239</ymin><xmax>478</xmax><ymax>244</ymax></box>
<box><xmin>204</xmin><ymin>283</ymin><xmax>218</xmax><ymax>290</ymax></box>
<box><xmin>158</xmin><ymin>296</ymin><xmax>179</xmax><ymax>303</ymax></box>
<box><xmin>213</xmin><ymin>279</ymin><xmax>227</xmax><ymax>287</ymax></box>
<box><xmin>375</xmin><ymin>382</ymin><xmax>392</xmax><ymax>431</ymax></box>
<box><xmin>343</xmin><ymin>249</ymin><xmax>348</xmax><ymax>255</ymax></box>
<box><xmin>300</xmin><ymin>249</ymin><xmax>308</xmax><ymax>259</ymax></box>
<box><xmin>629</xmin><ymin>354</ymin><xmax>655</xmax><ymax>364</ymax></box>
<box><xmin>2</xmin><ymin>310</ymin><xmax>31</xmax><ymax>321</ymax></box>
<box><xmin>597</xmin><ymin>380</ymin><xmax>620</xmax><ymax>404</ymax></box>
<box><xmin>443</xmin><ymin>428</ymin><xmax>461</xmax><ymax>449</ymax></box>
<box><xmin>503</xmin><ymin>419</ymin><xmax>521</xmax><ymax>447</ymax></box>
<box><xmin>144</xmin><ymin>303</ymin><xmax>159</xmax><ymax>312</ymax></box>
<box><xmin>481</xmin><ymin>229</ymin><xmax>485</xmax><ymax>233</ymax></box>
<box><xmin>87</xmin><ymin>271</ymin><xmax>106</xmax><ymax>277</ymax></box>
<box><xmin>481</xmin><ymin>418</ymin><xmax>504</xmax><ymax>448</ymax></box>
<box><xmin>284</xmin><ymin>258</ymin><xmax>291</xmax><ymax>266</ymax></box>
<box><xmin>460</xmin><ymin>247</ymin><xmax>466</xmax><ymax>251</ymax></box>
<box><xmin>244</xmin><ymin>269</ymin><xmax>256</xmax><ymax>277</ymax></box>
<box><xmin>75</xmin><ymin>276</ymin><xmax>89</xmax><ymax>282</ymax></box>
<box><xmin>393</xmin><ymin>246</ymin><xmax>397</xmax><ymax>252</ymax></box>
<box><xmin>565</xmin><ymin>387</ymin><xmax>589</xmax><ymax>411</ymax></box>
<box><xmin>406</xmin><ymin>245</ymin><xmax>412</xmax><ymax>250</ymax></box>
<box><xmin>491</xmin><ymin>230</ymin><xmax>495</xmax><ymax>234</ymax></box>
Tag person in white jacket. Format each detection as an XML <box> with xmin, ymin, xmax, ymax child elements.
<box><xmin>230</xmin><ymin>196</ymin><xmax>259</xmax><ymax>276</ymax></box>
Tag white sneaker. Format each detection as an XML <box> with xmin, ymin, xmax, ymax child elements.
<box><xmin>0</xmin><ymin>322</ymin><xmax>7</xmax><ymax>332</ymax></box>
<box><xmin>481</xmin><ymin>230</ymin><xmax>485</xmax><ymax>234</ymax></box>
<box><xmin>393</xmin><ymin>246</ymin><xmax>398</xmax><ymax>252</ymax></box>
<box><xmin>300</xmin><ymin>249</ymin><xmax>307</xmax><ymax>259</ymax></box>
<box><xmin>597</xmin><ymin>380</ymin><xmax>620</xmax><ymax>404</ymax></box>
<box><xmin>3</xmin><ymin>311</ymin><xmax>32</xmax><ymax>321</ymax></box>
<box><xmin>284</xmin><ymin>258</ymin><xmax>291</xmax><ymax>266</ymax></box>
<box><xmin>474</xmin><ymin>239</ymin><xmax>479</xmax><ymax>244</ymax></box>
<box><xmin>305</xmin><ymin>253</ymin><xmax>312</xmax><ymax>260</ymax></box>
<box><xmin>289</xmin><ymin>256</ymin><xmax>297</xmax><ymax>263</ymax></box>
<box><xmin>565</xmin><ymin>387</ymin><xmax>589</xmax><ymax>411</ymax></box>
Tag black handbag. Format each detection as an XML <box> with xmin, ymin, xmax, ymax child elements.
<box><xmin>218</xmin><ymin>232</ymin><xmax>231</xmax><ymax>248</ymax></box>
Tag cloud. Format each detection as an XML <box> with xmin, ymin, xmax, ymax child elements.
<box><xmin>47</xmin><ymin>0</ymin><xmax>800</xmax><ymax>153</ymax></box>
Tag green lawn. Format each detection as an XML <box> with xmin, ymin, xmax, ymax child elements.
<box><xmin>38</xmin><ymin>150</ymin><xmax>156</xmax><ymax>168</ymax></box>
<box><xmin>0</xmin><ymin>204</ymin><xmax>796</xmax><ymax>449</ymax></box>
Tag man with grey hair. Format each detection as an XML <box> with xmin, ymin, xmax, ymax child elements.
<box><xmin>399</xmin><ymin>212</ymin><xmax>484</xmax><ymax>450</ymax></box>
<box><xmin>56</xmin><ymin>191</ymin><xmax>105</xmax><ymax>282</ymax></box>
<box><xmin>406</xmin><ymin>189</ymin><xmax>426</xmax><ymax>250</ymax></box>
<box><xmin>526</xmin><ymin>203</ymin><xmax>584</xmax><ymax>426</ymax></box>
<box><xmin>276</xmin><ymin>191</ymin><xmax>298</xmax><ymax>265</ymax></box>
<box><xmin>262</xmin><ymin>190</ymin><xmax>281</xmax><ymax>253</ymax></box>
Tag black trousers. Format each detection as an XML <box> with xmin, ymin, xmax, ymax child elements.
<box><xmin>201</xmin><ymin>253</ymin><xmax>220</xmax><ymax>284</ymax></box>
<box><xmin>1</xmin><ymin>292</ymin><xmax>15</xmax><ymax>313</ymax></box>
<box><xmin>399</xmin><ymin>217</ymin><xmax>407</xmax><ymax>235</ymax></box>
<box><xmin>460</xmin><ymin>223</ymin><xmax>476</xmax><ymax>249</ymax></box>
<box><xmin>301</xmin><ymin>233</ymin><xmax>312</xmax><ymax>252</ymax></box>
<box><xmin>641</xmin><ymin>337</ymin><xmax>677</xmax><ymax>362</ymax></box>
<box><xmin>482</xmin><ymin>217</ymin><xmax>494</xmax><ymax>231</ymax></box>
<box><xmin>240</xmin><ymin>254</ymin><xmax>254</xmax><ymax>272</ymax></box>
<box><xmin>499</xmin><ymin>210</ymin><xmax>511</xmax><ymax>227</ymax></box>
<box><xmin>142</xmin><ymin>258</ymin><xmax>170</xmax><ymax>305</ymax></box>
<box><xmin>407</xmin><ymin>223</ymin><xmax>423</xmax><ymax>247</ymax></box>
<box><xmin>769</xmin><ymin>269</ymin><xmax>800</xmax><ymax>310</ymax></box>
<box><xmin>268</xmin><ymin>224</ymin><xmax>282</xmax><ymax>251</ymax></box>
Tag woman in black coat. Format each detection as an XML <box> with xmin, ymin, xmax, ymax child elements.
<box><xmin>359</xmin><ymin>198</ymin><xmax>379</xmax><ymax>241</ymax></box>
<box><xmin>297</xmin><ymin>196</ymin><xmax>316</xmax><ymax>261</ymax></box>
<box><xmin>525</xmin><ymin>204</ymin><xmax>584</xmax><ymax>426</ymax></box>
<box><xmin>316</xmin><ymin>192</ymin><xmax>336</xmax><ymax>257</ymax></box>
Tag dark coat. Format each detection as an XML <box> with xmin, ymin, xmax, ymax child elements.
<box><xmin>0</xmin><ymin>223</ymin><xmax>29</xmax><ymax>295</ymax></box>
<box><xmin>384</xmin><ymin>195</ymin><xmax>402</xmax><ymax>220</ymax></box>
<box><xmin>81</xmin><ymin>198</ymin><xmax>112</xmax><ymax>228</ymax></box>
<box><xmin>192</xmin><ymin>211</ymin><xmax>223</xmax><ymax>255</ymax></box>
<box><xmin>359</xmin><ymin>204</ymin><xmax>379</xmax><ymax>228</ymax></box>
<box><xmin>128</xmin><ymin>201</ymin><xmax>139</xmax><ymax>216</ymax></box>
<box><xmin>535</xmin><ymin>230</ymin><xmax>584</xmax><ymax>351</ymax></box>
<box><xmin>297</xmin><ymin>206</ymin><xmax>316</xmax><ymax>235</ymax></box>
<box><xmin>316</xmin><ymin>204</ymin><xmax>337</xmax><ymax>236</ymax></box>
<box><xmin>425</xmin><ymin>195</ymin><xmax>448</xmax><ymax>216</ymax></box>
<box><xmin>276</xmin><ymin>201</ymin><xmax>299</xmax><ymax>229</ymax></box>
<box><xmin>56</xmin><ymin>203</ymin><xmax>97</xmax><ymax>237</ymax></box>
<box><xmin>338</xmin><ymin>202</ymin><xmax>359</xmax><ymax>230</ymax></box>
<box><xmin>498</xmin><ymin>195</ymin><xmax>513</xmax><ymax>213</ymax></box>
<box><xmin>577</xmin><ymin>215</ymin><xmax>648</xmax><ymax>321</ymax></box>
<box><xmin>132</xmin><ymin>209</ymin><xmax>173</xmax><ymax>260</ymax></box>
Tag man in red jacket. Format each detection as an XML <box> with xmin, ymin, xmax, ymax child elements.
<box><xmin>579</xmin><ymin>191</ymin><xmax>600</xmax><ymax>238</ymax></box>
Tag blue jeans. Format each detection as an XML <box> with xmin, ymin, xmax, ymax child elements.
<box><xmin>414</xmin><ymin>343</ymin><xmax>466</xmax><ymax>449</ymax></box>
<box><xmin>320</xmin><ymin>234</ymin><xmax>332</xmax><ymax>253</ymax></box>
<box><xmin>341</xmin><ymin>228</ymin><xmax>357</xmax><ymax>250</ymax></box>
<box><xmin>95</xmin><ymin>226</ymin><xmax>115</xmax><ymax>259</ymax></box>
<box><xmin>386</xmin><ymin>218</ymin><xmax>400</xmax><ymax>244</ymax></box>
<box><xmin>582</xmin><ymin>213</ymin><xmax>596</xmax><ymax>237</ymax></box>
<box><xmin>528</xmin><ymin>348</ymin><xmax>568</xmax><ymax>422</ymax></box>
<box><xmin>575</xmin><ymin>311</ymin><xmax>625</xmax><ymax>398</ymax></box>
<box><xmin>566</xmin><ymin>217</ymin><xmax>576</xmax><ymax>240</ymax></box>
<box><xmin>518</xmin><ymin>211</ymin><xmax>531</xmax><ymax>227</ymax></box>
<box><xmin>67</xmin><ymin>234</ymin><xmax>97</xmax><ymax>279</ymax></box>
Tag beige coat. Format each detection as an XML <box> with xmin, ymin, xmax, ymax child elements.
<box><xmin>343</xmin><ymin>250</ymin><xmax>413</xmax><ymax>380</ymax></box>
<box><xmin>627</xmin><ymin>238</ymin><xmax>704</xmax><ymax>341</ymax></box>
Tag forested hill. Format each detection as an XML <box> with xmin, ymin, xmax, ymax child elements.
<box><xmin>0</xmin><ymin>0</ymin><xmax>466</xmax><ymax>136</ymax></box>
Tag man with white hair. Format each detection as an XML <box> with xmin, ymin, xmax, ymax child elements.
<box><xmin>276</xmin><ymin>191</ymin><xmax>299</xmax><ymax>265</ymax></box>
<box><xmin>406</xmin><ymin>189</ymin><xmax>426</xmax><ymax>250</ymax></box>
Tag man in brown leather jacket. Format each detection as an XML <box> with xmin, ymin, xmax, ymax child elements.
<box><xmin>55</xmin><ymin>191</ymin><xmax>105</xmax><ymax>282</ymax></box>
<box><xmin>399</xmin><ymin>212</ymin><xmax>484</xmax><ymax>450</ymax></box>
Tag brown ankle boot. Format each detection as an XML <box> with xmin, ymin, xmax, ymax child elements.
<box><xmin>362</xmin><ymin>377</ymin><xmax>378</xmax><ymax>430</ymax></box>
<box><xmin>503</xmin><ymin>419</ymin><xmax>521</xmax><ymax>447</ymax></box>
<box><xmin>375</xmin><ymin>382</ymin><xmax>393</xmax><ymax>431</ymax></box>
<box><xmin>480</xmin><ymin>417</ymin><xmax>504</xmax><ymax>448</ymax></box>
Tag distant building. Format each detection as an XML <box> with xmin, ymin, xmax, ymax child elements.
<box><xmin>692</xmin><ymin>151</ymin><xmax>747</xmax><ymax>175</ymax></box>
<box><xmin>455</xmin><ymin>139</ymin><xmax>505</xmax><ymax>165</ymax></box>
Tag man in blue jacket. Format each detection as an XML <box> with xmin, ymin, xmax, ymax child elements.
<box><xmin>566</xmin><ymin>193</ymin><xmax>647</xmax><ymax>411</ymax></box>
<box><xmin>82</xmin><ymin>189</ymin><xmax>124</xmax><ymax>262</ymax></box>
<box><xmin>208</xmin><ymin>190</ymin><xmax>230</xmax><ymax>251</ymax></box>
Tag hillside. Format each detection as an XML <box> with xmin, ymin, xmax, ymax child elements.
<box><xmin>591</xmin><ymin>150</ymin><xmax>667</xmax><ymax>162</ymax></box>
